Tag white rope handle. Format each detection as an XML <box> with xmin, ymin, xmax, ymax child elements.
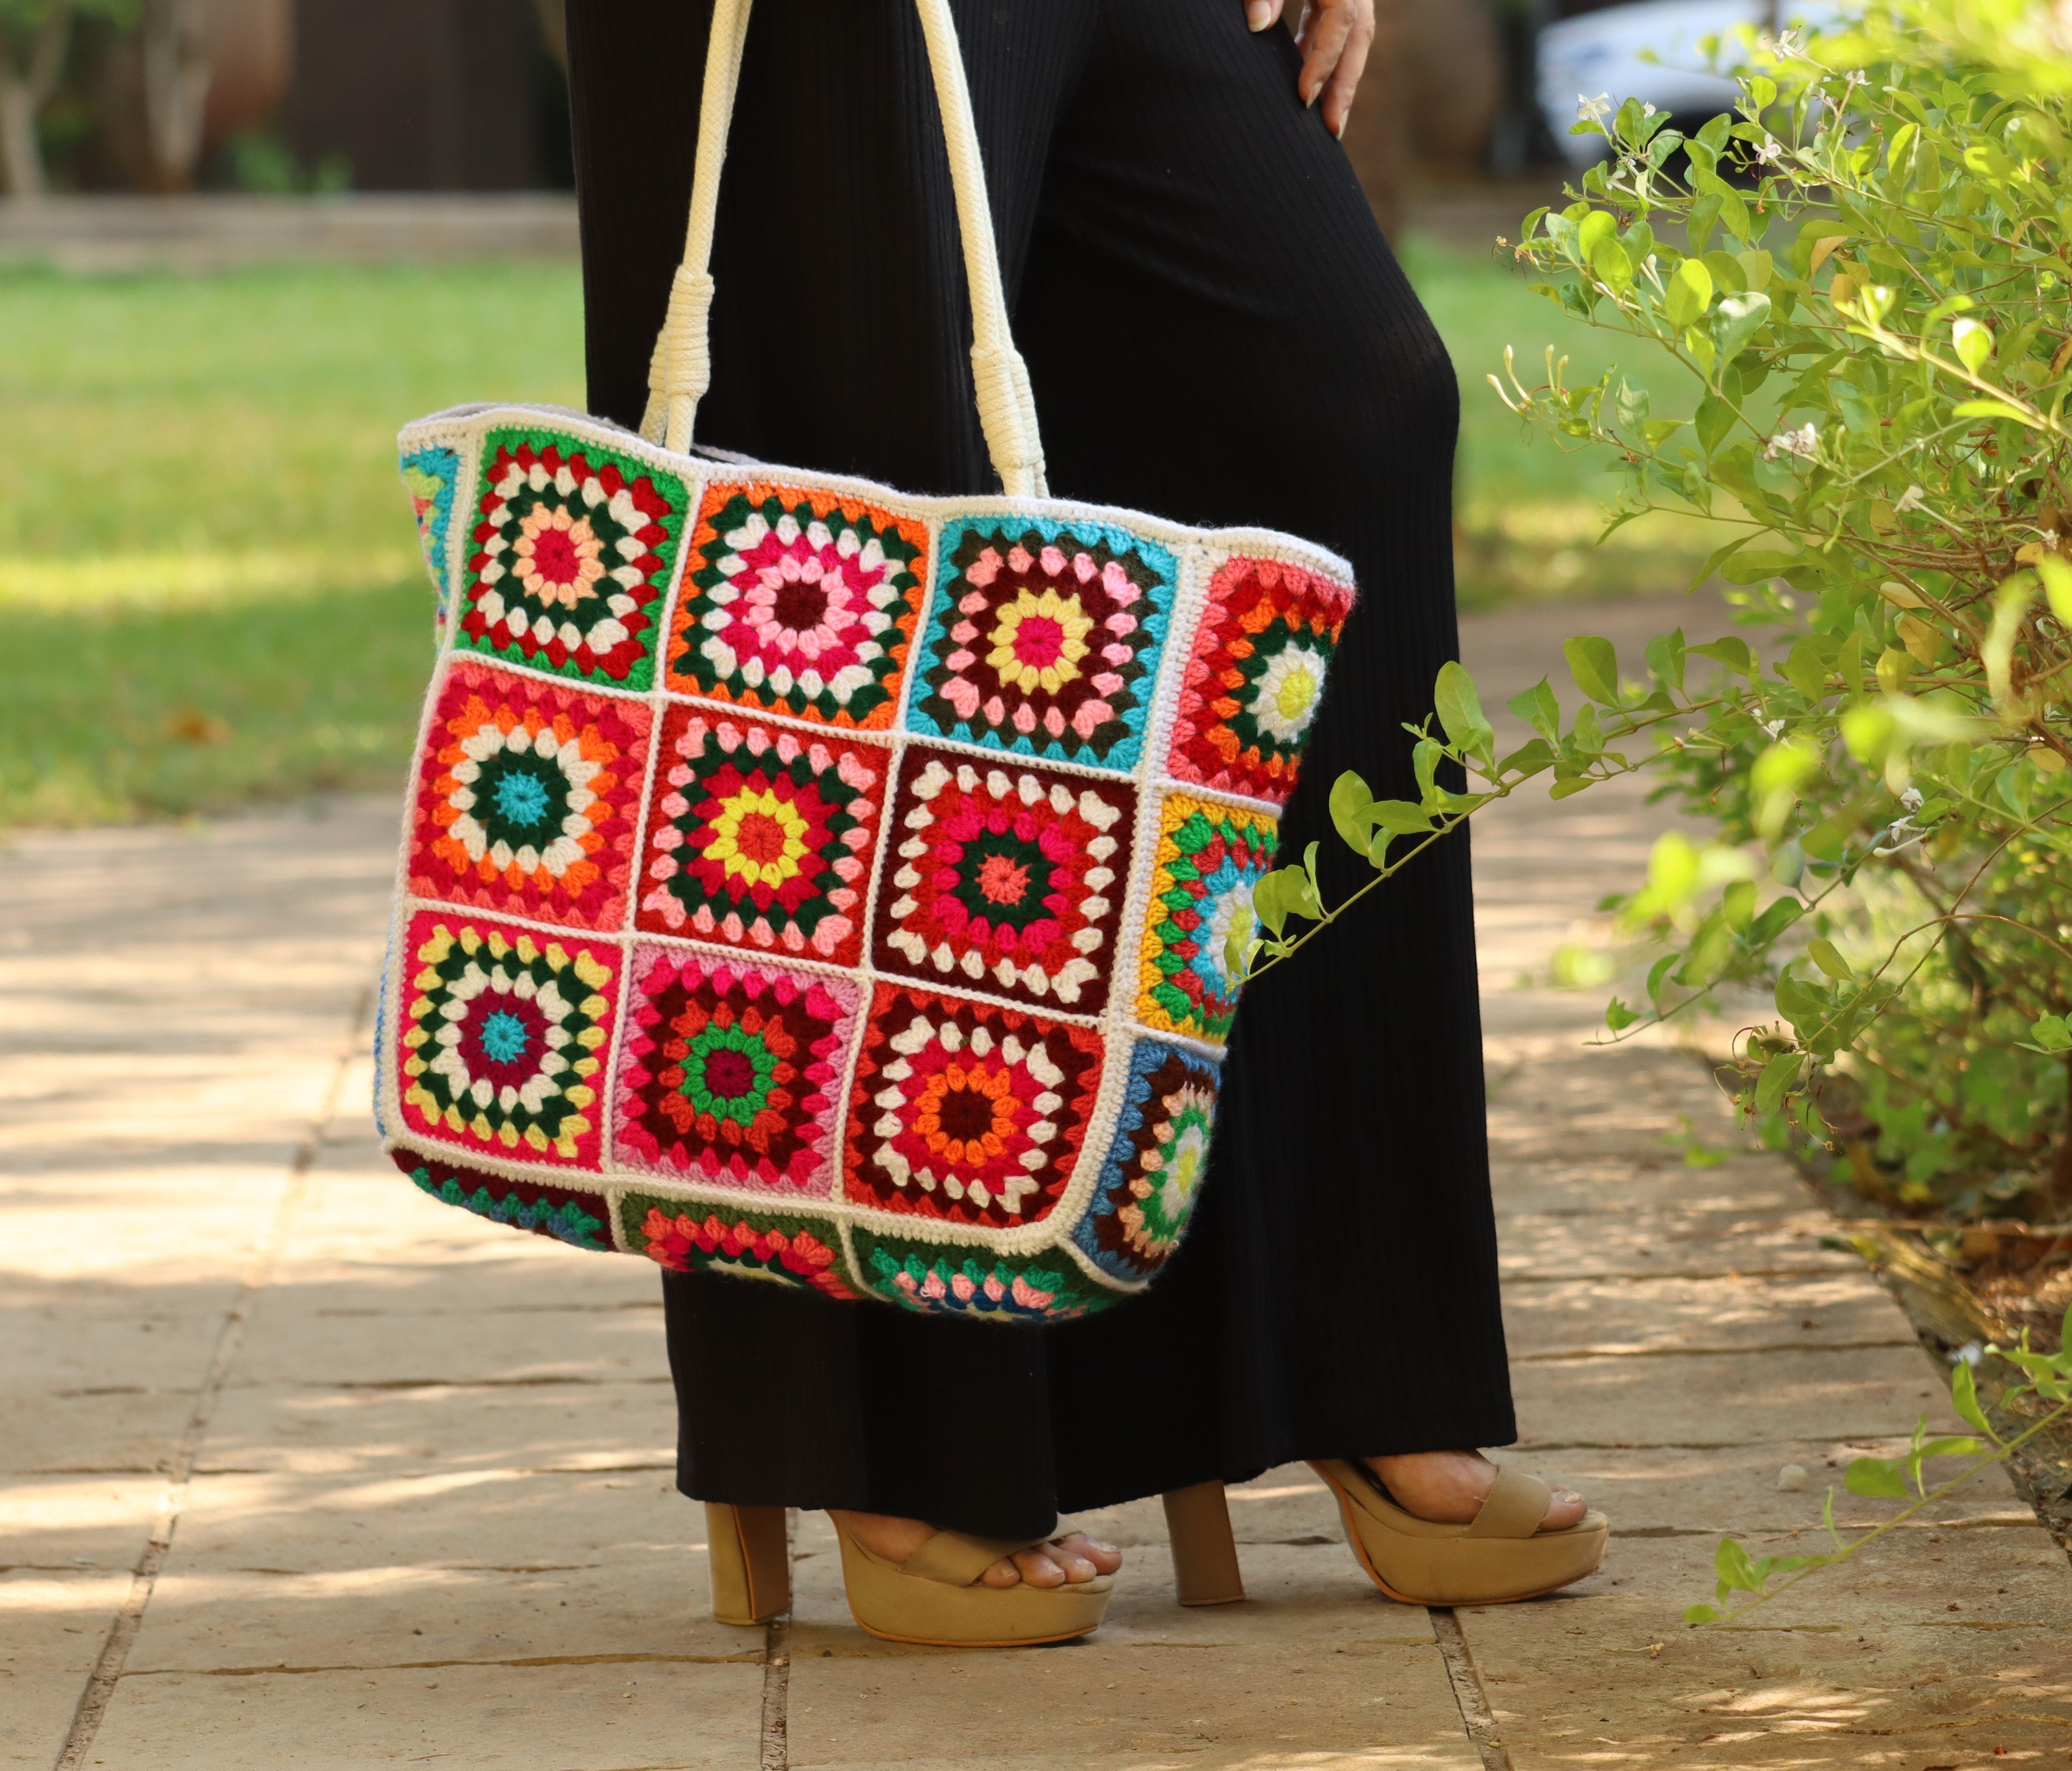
<box><xmin>639</xmin><ymin>0</ymin><xmax>1048</xmax><ymax>498</ymax></box>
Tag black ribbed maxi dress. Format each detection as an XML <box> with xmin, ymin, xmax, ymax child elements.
<box><xmin>564</xmin><ymin>0</ymin><xmax>1516</xmax><ymax>1540</ymax></box>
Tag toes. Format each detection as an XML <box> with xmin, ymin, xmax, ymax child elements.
<box><xmin>979</xmin><ymin>1556</ymin><xmax>1023</xmax><ymax>1588</ymax></box>
<box><xmin>1012</xmin><ymin>1547</ymin><xmax>1068</xmax><ymax>1588</ymax></box>
<box><xmin>1049</xmin><ymin>1532</ymin><xmax>1120</xmax><ymax>1579</ymax></box>
<box><xmin>1542</xmin><ymin>1488</ymin><xmax>1589</xmax><ymax>1531</ymax></box>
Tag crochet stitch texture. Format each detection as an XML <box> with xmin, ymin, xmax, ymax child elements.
<box><xmin>384</xmin><ymin>409</ymin><xmax>1354</xmax><ymax>1317</ymax></box>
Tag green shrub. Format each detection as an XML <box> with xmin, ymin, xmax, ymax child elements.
<box><xmin>1252</xmin><ymin>0</ymin><xmax>2072</xmax><ymax>1221</ymax></box>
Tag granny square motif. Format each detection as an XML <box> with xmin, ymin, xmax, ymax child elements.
<box><xmin>666</xmin><ymin>482</ymin><xmax>928</xmax><ymax>729</ymax></box>
<box><xmin>455</xmin><ymin>429</ymin><xmax>687</xmax><ymax>688</ymax></box>
<box><xmin>634</xmin><ymin>706</ymin><xmax>889</xmax><ymax>964</ymax></box>
<box><xmin>384</xmin><ymin>404</ymin><xmax>1354</xmax><ymax>1318</ymax></box>
<box><xmin>395</xmin><ymin>906</ymin><xmax>621</xmax><ymax>1170</ymax></box>
<box><xmin>1071</xmin><ymin>1039</ymin><xmax>1220</xmax><ymax>1285</ymax></box>
<box><xmin>908</xmin><ymin>517</ymin><xmax>1175</xmax><ymax>767</ymax></box>
<box><xmin>872</xmin><ymin>744</ymin><xmax>1133</xmax><ymax>1013</ymax></box>
<box><xmin>406</xmin><ymin>660</ymin><xmax>652</xmax><ymax>932</ymax></box>
<box><xmin>1134</xmin><ymin>791</ymin><xmax>1281</xmax><ymax>1046</ymax></box>
<box><xmin>1168</xmin><ymin>556</ymin><xmax>1357</xmax><ymax>805</ymax></box>
<box><xmin>613</xmin><ymin>944</ymin><xmax>861</xmax><ymax>1195</ymax></box>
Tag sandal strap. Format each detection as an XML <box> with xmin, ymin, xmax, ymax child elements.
<box><xmin>901</xmin><ymin>1527</ymin><xmax>1044</xmax><ymax>1586</ymax></box>
<box><xmin>1463</xmin><ymin>1465</ymin><xmax>1553</xmax><ymax>1539</ymax></box>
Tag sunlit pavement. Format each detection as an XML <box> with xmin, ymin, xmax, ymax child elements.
<box><xmin>6</xmin><ymin>596</ymin><xmax>2069</xmax><ymax>1770</ymax></box>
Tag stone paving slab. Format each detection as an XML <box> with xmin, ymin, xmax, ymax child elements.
<box><xmin>1511</xmin><ymin>1346</ymin><xmax>1950</xmax><ymax>1447</ymax></box>
<box><xmin>85</xmin><ymin>1661</ymin><xmax>766</xmax><ymax>1771</ymax></box>
<box><xmin>5</xmin><ymin>598</ymin><xmax>2069</xmax><ymax>1770</ymax></box>
<box><xmin>1501</xmin><ymin>1272</ymin><xmax>1911</xmax><ymax>1357</ymax></box>
<box><xmin>0</xmin><ymin>1572</ymin><xmax>133</xmax><ymax>1769</ymax></box>
<box><xmin>123</xmin><ymin>1467</ymin><xmax>725</xmax><ymax>1656</ymax></box>
<box><xmin>1457</xmin><ymin>1535</ymin><xmax>2072</xmax><ymax>1768</ymax></box>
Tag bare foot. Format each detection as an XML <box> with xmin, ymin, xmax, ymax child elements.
<box><xmin>828</xmin><ymin>1509</ymin><xmax>1122</xmax><ymax>1589</ymax></box>
<box><xmin>1364</xmin><ymin>1450</ymin><xmax>1587</xmax><ymax>1532</ymax></box>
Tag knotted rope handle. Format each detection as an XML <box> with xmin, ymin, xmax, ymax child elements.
<box><xmin>638</xmin><ymin>0</ymin><xmax>1049</xmax><ymax>498</ymax></box>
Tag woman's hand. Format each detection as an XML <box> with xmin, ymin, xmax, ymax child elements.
<box><xmin>1245</xmin><ymin>0</ymin><xmax>1374</xmax><ymax>140</ymax></box>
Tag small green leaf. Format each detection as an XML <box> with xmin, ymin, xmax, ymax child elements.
<box><xmin>1593</xmin><ymin>236</ymin><xmax>1635</xmax><ymax>294</ymax></box>
<box><xmin>1714</xmin><ymin>1537</ymin><xmax>1763</xmax><ymax>1594</ymax></box>
<box><xmin>1684</xmin><ymin>1602</ymin><xmax>1726</xmax><ymax>1625</ymax></box>
<box><xmin>1845</xmin><ymin>1456</ymin><xmax>1908</xmax><ymax>1498</ymax></box>
<box><xmin>1605</xmin><ymin>997</ymin><xmax>1640</xmax><ymax>1032</ymax></box>
<box><xmin>1434</xmin><ymin>661</ymin><xmax>1494</xmax><ymax>754</ymax></box>
<box><xmin>1329</xmin><ymin>771</ymin><xmax>1375</xmax><ymax>853</ymax></box>
<box><xmin>1712</xmin><ymin>291</ymin><xmax>1772</xmax><ymax>366</ymax></box>
<box><xmin>1663</xmin><ymin>255</ymin><xmax>1714</xmax><ymax>328</ymax></box>
<box><xmin>2027</xmin><ymin>1013</ymin><xmax>2072</xmax><ymax>1054</ymax></box>
<box><xmin>1368</xmin><ymin>799</ymin><xmax>1435</xmax><ymax>834</ymax></box>
<box><xmin>1508</xmin><ymin>678</ymin><xmax>1563</xmax><ymax>741</ymax></box>
<box><xmin>1951</xmin><ymin>1361</ymin><xmax>1997</xmax><ymax>1442</ymax></box>
<box><xmin>1952</xmin><ymin>398</ymin><xmax>2033</xmax><ymax>424</ymax></box>
<box><xmin>1807</xmin><ymin>939</ymin><xmax>1854</xmax><ymax>982</ymax></box>
<box><xmin>1564</xmin><ymin>635</ymin><xmax>1621</xmax><ymax>706</ymax></box>
<box><xmin>1691</xmin><ymin>636</ymin><xmax>1754</xmax><ymax>677</ymax></box>
<box><xmin>1693</xmin><ymin>391</ymin><xmax>1735</xmax><ymax>455</ymax></box>
<box><xmin>1645</xmin><ymin>628</ymin><xmax>1687</xmax><ymax>692</ymax></box>
<box><xmin>1722</xmin><ymin>879</ymin><xmax>1755</xmax><ymax>933</ymax></box>
<box><xmin>1952</xmin><ymin>317</ymin><xmax>1994</xmax><ymax>374</ymax></box>
<box><xmin>1754</xmin><ymin>1051</ymin><xmax>1801</xmax><ymax>1116</ymax></box>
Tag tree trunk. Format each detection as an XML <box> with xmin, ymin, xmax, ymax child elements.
<box><xmin>140</xmin><ymin>0</ymin><xmax>212</xmax><ymax>191</ymax></box>
<box><xmin>0</xmin><ymin>2</ymin><xmax>75</xmax><ymax>198</ymax></box>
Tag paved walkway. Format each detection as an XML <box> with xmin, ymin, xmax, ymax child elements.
<box><xmin>4</xmin><ymin>599</ymin><xmax>2068</xmax><ymax>1770</ymax></box>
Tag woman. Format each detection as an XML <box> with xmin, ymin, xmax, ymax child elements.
<box><xmin>563</xmin><ymin>0</ymin><xmax>1604</xmax><ymax>1643</ymax></box>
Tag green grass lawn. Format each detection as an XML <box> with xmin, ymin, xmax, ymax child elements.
<box><xmin>0</xmin><ymin>240</ymin><xmax>1710</xmax><ymax>829</ymax></box>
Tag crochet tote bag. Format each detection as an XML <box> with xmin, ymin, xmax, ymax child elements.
<box><xmin>380</xmin><ymin>0</ymin><xmax>1357</xmax><ymax>1320</ymax></box>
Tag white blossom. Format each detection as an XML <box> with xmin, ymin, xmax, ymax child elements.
<box><xmin>1765</xmin><ymin>422</ymin><xmax>1821</xmax><ymax>460</ymax></box>
<box><xmin>1577</xmin><ymin>92</ymin><xmax>1612</xmax><ymax>123</ymax></box>
<box><xmin>1894</xmin><ymin>483</ymin><xmax>1927</xmax><ymax>514</ymax></box>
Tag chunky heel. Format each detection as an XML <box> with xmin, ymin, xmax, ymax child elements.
<box><xmin>706</xmin><ymin>1502</ymin><xmax>791</xmax><ymax>1626</ymax></box>
<box><xmin>1162</xmin><ymin>1482</ymin><xmax>1245</xmax><ymax>1606</ymax></box>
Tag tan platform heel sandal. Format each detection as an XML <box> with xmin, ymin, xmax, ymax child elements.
<box><xmin>1309</xmin><ymin>1459</ymin><xmax>1607</xmax><ymax>1606</ymax></box>
<box><xmin>831</xmin><ymin>1516</ymin><xmax>1113</xmax><ymax>1647</ymax></box>
<box><xmin>707</xmin><ymin>1502</ymin><xmax>792</xmax><ymax>1626</ymax></box>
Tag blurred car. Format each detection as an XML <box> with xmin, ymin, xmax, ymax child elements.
<box><xmin>1537</xmin><ymin>0</ymin><xmax>1846</xmax><ymax>166</ymax></box>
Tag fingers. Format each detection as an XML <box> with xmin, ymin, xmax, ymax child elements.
<box><xmin>1319</xmin><ymin>3</ymin><xmax>1374</xmax><ymax>139</ymax></box>
<box><xmin>1245</xmin><ymin>0</ymin><xmax>1285</xmax><ymax>29</ymax></box>
<box><xmin>1294</xmin><ymin>0</ymin><xmax>1375</xmax><ymax>139</ymax></box>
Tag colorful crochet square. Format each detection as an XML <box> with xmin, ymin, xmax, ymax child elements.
<box><xmin>872</xmin><ymin>746</ymin><xmax>1133</xmax><ymax>1012</ymax></box>
<box><xmin>456</xmin><ymin>429</ymin><xmax>684</xmax><ymax>688</ymax></box>
<box><xmin>614</xmin><ymin>947</ymin><xmax>859</xmax><ymax>1195</ymax></box>
<box><xmin>1134</xmin><ymin>793</ymin><xmax>1280</xmax><ymax>1046</ymax></box>
<box><xmin>407</xmin><ymin>661</ymin><xmax>652</xmax><ymax>932</ymax></box>
<box><xmin>393</xmin><ymin>1148</ymin><xmax>611</xmax><ymax>1251</ymax></box>
<box><xmin>665</xmin><ymin>483</ymin><xmax>927</xmax><ymax>729</ymax></box>
<box><xmin>850</xmin><ymin>1229</ymin><xmax>1104</xmax><ymax>1319</ymax></box>
<box><xmin>1071</xmin><ymin>1040</ymin><xmax>1219</xmax><ymax>1284</ymax></box>
<box><xmin>622</xmin><ymin>1194</ymin><xmax>859</xmax><ymax>1300</ymax></box>
<box><xmin>1169</xmin><ymin>556</ymin><xmax>1357</xmax><ymax>805</ymax></box>
<box><xmin>396</xmin><ymin>910</ymin><xmax>618</xmax><ymax>1168</ymax></box>
<box><xmin>635</xmin><ymin>707</ymin><xmax>888</xmax><ymax>964</ymax></box>
<box><xmin>843</xmin><ymin>983</ymin><xmax>1103</xmax><ymax>1227</ymax></box>
<box><xmin>399</xmin><ymin>444</ymin><xmax>462</xmax><ymax>626</ymax></box>
<box><xmin>908</xmin><ymin>518</ymin><xmax>1175</xmax><ymax>767</ymax></box>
